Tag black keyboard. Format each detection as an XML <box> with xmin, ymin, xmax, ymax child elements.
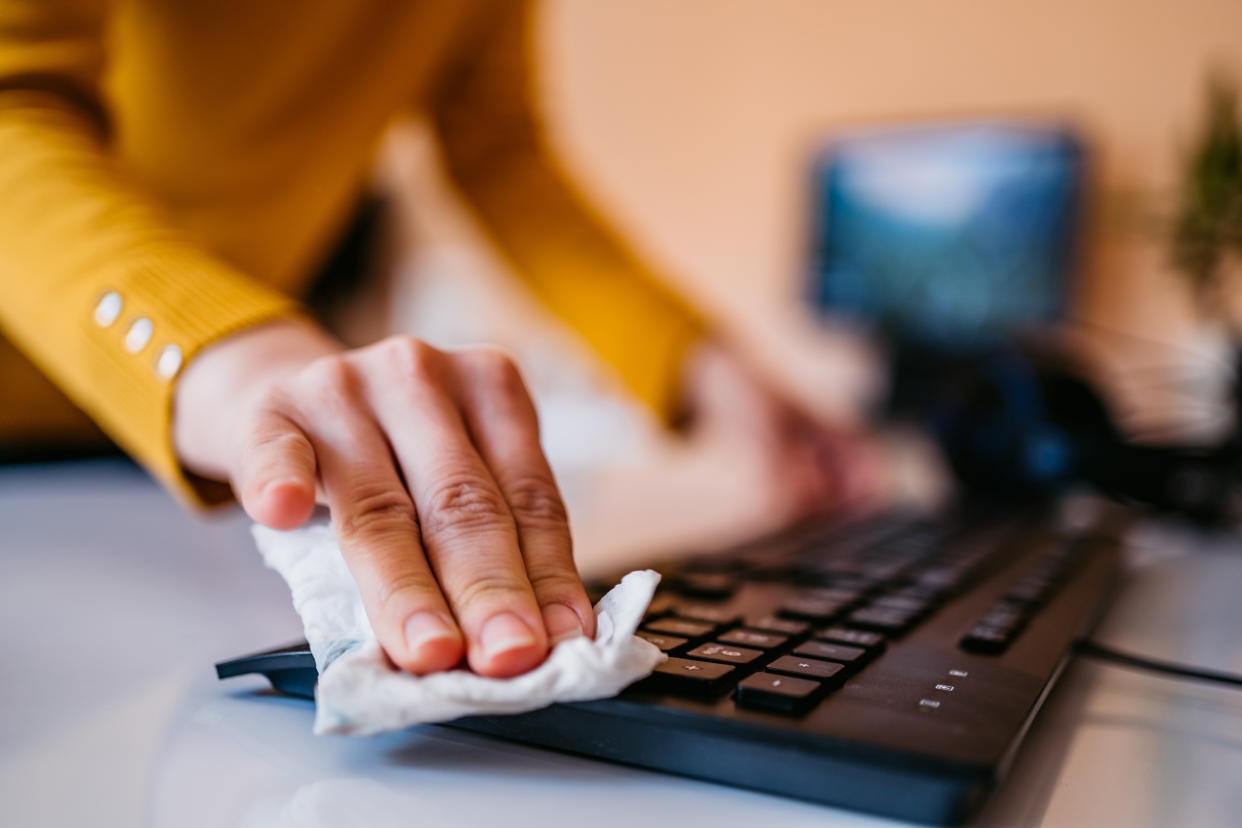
<box><xmin>216</xmin><ymin>501</ymin><xmax>1124</xmax><ymax>825</ymax></box>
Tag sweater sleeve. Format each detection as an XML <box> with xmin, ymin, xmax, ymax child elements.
<box><xmin>0</xmin><ymin>1</ymin><xmax>301</xmax><ymax>504</ymax></box>
<box><xmin>429</xmin><ymin>0</ymin><xmax>705</xmax><ymax>421</ymax></box>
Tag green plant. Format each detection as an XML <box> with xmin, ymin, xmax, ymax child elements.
<box><xmin>1171</xmin><ymin>74</ymin><xmax>1242</xmax><ymax>307</ymax></box>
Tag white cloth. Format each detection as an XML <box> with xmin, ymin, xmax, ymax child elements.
<box><xmin>252</xmin><ymin>523</ymin><xmax>665</xmax><ymax>736</ymax></box>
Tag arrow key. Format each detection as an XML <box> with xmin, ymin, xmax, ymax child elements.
<box><xmin>735</xmin><ymin>671</ymin><xmax>824</xmax><ymax>714</ymax></box>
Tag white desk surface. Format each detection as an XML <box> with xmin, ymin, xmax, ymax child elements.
<box><xmin>2</xmin><ymin>460</ymin><xmax>1240</xmax><ymax>828</ymax></box>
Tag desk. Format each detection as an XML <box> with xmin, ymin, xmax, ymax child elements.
<box><xmin>2</xmin><ymin>460</ymin><xmax>1240</xmax><ymax>827</ymax></box>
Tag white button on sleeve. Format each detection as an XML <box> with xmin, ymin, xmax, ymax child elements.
<box><xmin>124</xmin><ymin>317</ymin><xmax>153</xmax><ymax>353</ymax></box>
<box><xmin>94</xmin><ymin>292</ymin><xmax>123</xmax><ymax>327</ymax></box>
<box><xmin>155</xmin><ymin>344</ymin><xmax>183</xmax><ymax>381</ymax></box>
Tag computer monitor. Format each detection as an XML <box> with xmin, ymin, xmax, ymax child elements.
<box><xmin>807</xmin><ymin>121</ymin><xmax>1085</xmax><ymax>352</ymax></box>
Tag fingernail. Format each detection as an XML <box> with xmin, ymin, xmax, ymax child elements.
<box><xmin>404</xmin><ymin>612</ymin><xmax>457</xmax><ymax>654</ymax></box>
<box><xmin>479</xmin><ymin>612</ymin><xmax>538</xmax><ymax>661</ymax></box>
<box><xmin>543</xmin><ymin>603</ymin><xmax>585</xmax><ymax>645</ymax></box>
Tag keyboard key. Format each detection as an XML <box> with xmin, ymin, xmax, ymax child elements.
<box><xmin>885</xmin><ymin>583</ymin><xmax>950</xmax><ymax>602</ymax></box>
<box><xmin>778</xmin><ymin>597</ymin><xmax>846</xmax><ymax>623</ymax></box>
<box><xmin>735</xmin><ymin>671</ymin><xmax>823</xmax><ymax>714</ymax></box>
<box><xmin>687</xmin><ymin>642</ymin><xmax>764</xmax><ymax>666</ymax></box>
<box><xmin>643</xmin><ymin>617</ymin><xmax>716</xmax><ymax>639</ymax></box>
<box><xmin>676</xmin><ymin>572</ymin><xmax>738</xmax><ymax>600</ymax></box>
<box><xmin>979</xmin><ymin>605</ymin><xmax>1026</xmax><ymax>632</ymax></box>
<box><xmin>855</xmin><ymin>561</ymin><xmax>909</xmax><ymax>582</ymax></box>
<box><xmin>911</xmin><ymin>567</ymin><xmax>966</xmax><ymax>589</ymax></box>
<box><xmin>793</xmin><ymin>640</ymin><xmax>867</xmax><ymax>666</ymax></box>
<box><xmin>818</xmin><ymin>575</ymin><xmax>882</xmax><ymax>594</ymax></box>
<box><xmin>744</xmin><ymin>616</ymin><xmax>811</xmax><ymax>636</ymax></box>
<box><xmin>869</xmin><ymin>594</ymin><xmax>931</xmax><ymax>615</ymax></box>
<box><xmin>847</xmin><ymin>606</ymin><xmax>918</xmax><ymax>633</ymax></box>
<box><xmin>648</xmin><ymin>657</ymin><xmax>736</xmax><ymax>695</ymax></box>
<box><xmin>637</xmin><ymin>631</ymin><xmax>687</xmax><ymax>652</ymax></box>
<box><xmin>959</xmin><ymin>624</ymin><xmax>1012</xmax><ymax>654</ymax></box>
<box><xmin>719</xmin><ymin>629</ymin><xmax>788</xmax><ymax>650</ymax></box>
<box><xmin>816</xmin><ymin>626</ymin><xmax>886</xmax><ymax>653</ymax></box>
<box><xmin>767</xmin><ymin>655</ymin><xmax>847</xmax><ymax>685</ymax></box>
<box><xmin>671</xmin><ymin>604</ymin><xmax>742</xmax><ymax>626</ymax></box>
<box><xmin>642</xmin><ymin>593</ymin><xmax>677</xmax><ymax>618</ymax></box>
<box><xmin>805</xmin><ymin>587</ymin><xmax>863</xmax><ymax>605</ymax></box>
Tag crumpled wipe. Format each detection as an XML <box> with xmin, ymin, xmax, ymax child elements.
<box><xmin>252</xmin><ymin>522</ymin><xmax>665</xmax><ymax>736</ymax></box>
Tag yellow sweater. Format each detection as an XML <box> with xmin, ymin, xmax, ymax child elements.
<box><xmin>0</xmin><ymin>0</ymin><xmax>702</xmax><ymax>502</ymax></box>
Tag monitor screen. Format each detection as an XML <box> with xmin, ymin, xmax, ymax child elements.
<box><xmin>807</xmin><ymin>122</ymin><xmax>1084</xmax><ymax>350</ymax></box>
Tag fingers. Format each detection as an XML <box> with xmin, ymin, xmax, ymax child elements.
<box><xmin>235</xmin><ymin>337</ymin><xmax>589</xmax><ymax>680</ymax></box>
<box><xmin>783</xmin><ymin>416</ymin><xmax>843</xmax><ymax>517</ymax></box>
<box><xmin>359</xmin><ymin>339</ymin><xmax>548</xmax><ymax>678</ymax></box>
<box><xmin>456</xmin><ymin>348</ymin><xmax>595</xmax><ymax>644</ymax></box>
<box><xmin>234</xmin><ymin>408</ymin><xmax>317</xmax><ymax>530</ymax></box>
<box><xmin>297</xmin><ymin>358</ymin><xmax>465</xmax><ymax>675</ymax></box>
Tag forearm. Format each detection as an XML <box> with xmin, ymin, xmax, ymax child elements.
<box><xmin>440</xmin><ymin>137</ymin><xmax>707</xmax><ymax>419</ymax></box>
<box><xmin>431</xmin><ymin>0</ymin><xmax>705</xmax><ymax>422</ymax></box>
<box><xmin>0</xmin><ymin>90</ymin><xmax>298</xmax><ymax>501</ymax></box>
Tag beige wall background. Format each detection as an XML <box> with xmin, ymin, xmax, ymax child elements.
<box><xmin>375</xmin><ymin>1</ymin><xmax>1241</xmax><ymax>545</ymax></box>
<box><xmin>539</xmin><ymin>0</ymin><xmax>1242</xmax><ymax>345</ymax></box>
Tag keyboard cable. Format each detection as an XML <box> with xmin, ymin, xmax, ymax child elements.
<box><xmin>1074</xmin><ymin>640</ymin><xmax>1242</xmax><ymax>690</ymax></box>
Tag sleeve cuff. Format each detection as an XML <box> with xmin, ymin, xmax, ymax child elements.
<box><xmin>71</xmin><ymin>250</ymin><xmax>303</xmax><ymax>507</ymax></box>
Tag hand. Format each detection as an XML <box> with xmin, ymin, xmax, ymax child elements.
<box><xmin>681</xmin><ymin>341</ymin><xmax>879</xmax><ymax>524</ymax></box>
<box><xmin>173</xmin><ymin>319</ymin><xmax>595</xmax><ymax>678</ymax></box>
